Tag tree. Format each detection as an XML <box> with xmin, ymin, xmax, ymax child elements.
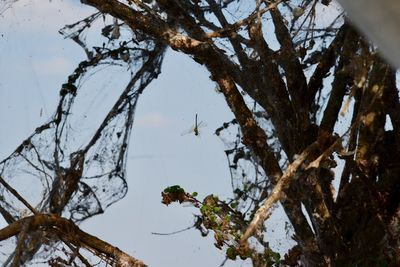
<box><xmin>1</xmin><ymin>0</ymin><xmax>400</xmax><ymax>266</ymax></box>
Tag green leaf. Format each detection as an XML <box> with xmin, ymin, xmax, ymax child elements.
<box><xmin>271</xmin><ymin>251</ymin><xmax>280</xmax><ymax>263</ymax></box>
<box><xmin>163</xmin><ymin>185</ymin><xmax>184</xmax><ymax>193</ymax></box>
<box><xmin>230</xmin><ymin>202</ymin><xmax>238</xmax><ymax>209</ymax></box>
<box><xmin>226</xmin><ymin>247</ymin><xmax>237</xmax><ymax>260</ymax></box>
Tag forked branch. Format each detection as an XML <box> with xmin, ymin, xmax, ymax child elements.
<box><xmin>0</xmin><ymin>214</ymin><xmax>146</xmax><ymax>267</ymax></box>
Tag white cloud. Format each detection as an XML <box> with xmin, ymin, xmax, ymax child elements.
<box><xmin>32</xmin><ymin>56</ymin><xmax>73</xmax><ymax>75</ymax></box>
<box><xmin>135</xmin><ymin>113</ymin><xmax>172</xmax><ymax>128</ymax></box>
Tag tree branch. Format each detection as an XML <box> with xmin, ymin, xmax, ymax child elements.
<box><xmin>320</xmin><ymin>27</ymin><xmax>360</xmax><ymax>132</ymax></box>
<box><xmin>241</xmin><ymin>131</ymin><xmax>340</xmax><ymax>243</ymax></box>
<box><xmin>270</xmin><ymin>9</ymin><xmax>308</xmax><ymax>123</ymax></box>
<box><xmin>0</xmin><ymin>214</ymin><xmax>146</xmax><ymax>267</ymax></box>
<box><xmin>307</xmin><ymin>24</ymin><xmax>347</xmax><ymax>111</ymax></box>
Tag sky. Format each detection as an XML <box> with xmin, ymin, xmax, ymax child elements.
<box><xmin>2</xmin><ymin>1</ymin><xmax>399</xmax><ymax>266</ymax></box>
<box><xmin>0</xmin><ymin>1</ymin><xmax>256</xmax><ymax>266</ymax></box>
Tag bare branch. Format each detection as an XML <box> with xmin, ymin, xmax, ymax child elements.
<box><xmin>0</xmin><ymin>214</ymin><xmax>146</xmax><ymax>267</ymax></box>
<box><xmin>241</xmin><ymin>132</ymin><xmax>340</xmax><ymax>243</ymax></box>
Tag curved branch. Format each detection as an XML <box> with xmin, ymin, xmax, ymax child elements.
<box><xmin>0</xmin><ymin>214</ymin><xmax>146</xmax><ymax>267</ymax></box>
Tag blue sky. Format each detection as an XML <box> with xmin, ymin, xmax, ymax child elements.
<box><xmin>0</xmin><ymin>1</ymin><xmax>254</xmax><ymax>266</ymax></box>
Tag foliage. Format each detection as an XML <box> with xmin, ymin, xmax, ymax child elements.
<box><xmin>162</xmin><ymin>186</ymin><xmax>281</xmax><ymax>266</ymax></box>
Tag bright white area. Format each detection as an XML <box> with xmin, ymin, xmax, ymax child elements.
<box><xmin>336</xmin><ymin>0</ymin><xmax>400</xmax><ymax>69</ymax></box>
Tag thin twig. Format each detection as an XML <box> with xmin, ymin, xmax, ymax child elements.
<box><xmin>151</xmin><ymin>225</ymin><xmax>194</xmax><ymax>236</ymax></box>
<box><xmin>0</xmin><ymin>175</ymin><xmax>38</xmax><ymax>215</ymax></box>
